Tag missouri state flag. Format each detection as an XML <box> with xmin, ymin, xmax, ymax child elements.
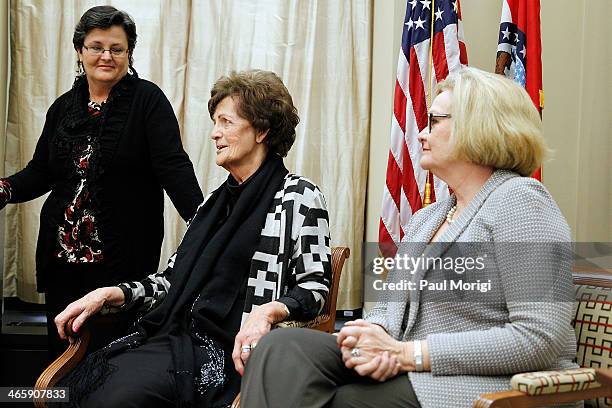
<box><xmin>496</xmin><ymin>0</ymin><xmax>543</xmax><ymax>179</ymax></box>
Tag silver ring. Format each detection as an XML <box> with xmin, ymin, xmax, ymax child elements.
<box><xmin>250</xmin><ymin>342</ymin><xmax>257</xmax><ymax>349</ymax></box>
<box><xmin>241</xmin><ymin>345</ymin><xmax>252</xmax><ymax>353</ymax></box>
<box><xmin>350</xmin><ymin>348</ymin><xmax>361</xmax><ymax>358</ymax></box>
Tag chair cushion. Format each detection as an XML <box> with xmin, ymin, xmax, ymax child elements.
<box><xmin>510</xmin><ymin>368</ymin><xmax>600</xmax><ymax>395</ymax></box>
<box><xmin>574</xmin><ymin>284</ymin><xmax>612</xmax><ymax>407</ymax></box>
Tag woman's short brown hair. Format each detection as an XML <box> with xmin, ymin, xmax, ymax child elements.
<box><xmin>208</xmin><ymin>70</ymin><xmax>300</xmax><ymax>157</ymax></box>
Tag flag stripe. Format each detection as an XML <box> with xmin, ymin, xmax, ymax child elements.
<box><xmin>385</xmin><ymin>150</ymin><xmax>402</xmax><ymax>210</ymax></box>
<box><xmin>393</xmin><ymin>80</ymin><xmax>407</xmax><ymax>133</ymax></box>
<box><xmin>408</xmin><ymin>47</ymin><xmax>429</xmax><ymax>132</ymax></box>
<box><xmin>433</xmin><ymin>32</ymin><xmax>449</xmax><ymax>81</ymax></box>
<box><xmin>401</xmin><ymin>142</ymin><xmax>423</xmax><ymax>218</ymax></box>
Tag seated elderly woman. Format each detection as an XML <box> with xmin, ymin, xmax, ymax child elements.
<box><xmin>53</xmin><ymin>70</ymin><xmax>331</xmax><ymax>408</ymax></box>
<box><xmin>240</xmin><ymin>67</ymin><xmax>577</xmax><ymax>407</ymax></box>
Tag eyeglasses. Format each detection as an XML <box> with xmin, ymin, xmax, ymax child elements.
<box><xmin>428</xmin><ymin>113</ymin><xmax>452</xmax><ymax>133</ymax></box>
<box><xmin>83</xmin><ymin>45</ymin><xmax>127</xmax><ymax>57</ymax></box>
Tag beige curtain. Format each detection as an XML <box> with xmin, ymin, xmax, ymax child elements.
<box><xmin>570</xmin><ymin>0</ymin><xmax>611</xmax><ymax>242</ymax></box>
<box><xmin>3</xmin><ymin>0</ymin><xmax>371</xmax><ymax>309</ymax></box>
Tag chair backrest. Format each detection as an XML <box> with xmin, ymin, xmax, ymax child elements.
<box><xmin>315</xmin><ymin>247</ymin><xmax>350</xmax><ymax>333</ymax></box>
<box><xmin>572</xmin><ymin>272</ymin><xmax>612</xmax><ymax>407</ymax></box>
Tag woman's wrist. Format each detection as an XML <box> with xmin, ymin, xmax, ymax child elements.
<box><xmin>103</xmin><ymin>286</ymin><xmax>126</xmax><ymax>307</ymax></box>
<box><xmin>396</xmin><ymin>341</ymin><xmax>415</xmax><ymax>372</ymax></box>
<box><xmin>395</xmin><ymin>340</ymin><xmax>431</xmax><ymax>372</ymax></box>
<box><xmin>262</xmin><ymin>301</ymin><xmax>290</xmax><ymax>324</ymax></box>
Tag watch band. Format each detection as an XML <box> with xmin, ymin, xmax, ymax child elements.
<box><xmin>413</xmin><ymin>340</ymin><xmax>424</xmax><ymax>372</ymax></box>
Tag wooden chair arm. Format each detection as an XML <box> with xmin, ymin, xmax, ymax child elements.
<box><xmin>230</xmin><ymin>393</ymin><xmax>241</xmax><ymax>408</ymax></box>
<box><xmin>34</xmin><ymin>317</ymin><xmax>91</xmax><ymax>408</ymax></box>
<box><xmin>33</xmin><ymin>311</ymin><xmax>136</xmax><ymax>408</ymax></box>
<box><xmin>596</xmin><ymin>367</ymin><xmax>612</xmax><ymax>387</ymax></box>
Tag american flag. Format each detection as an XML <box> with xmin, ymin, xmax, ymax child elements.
<box><xmin>379</xmin><ymin>0</ymin><xmax>468</xmax><ymax>257</ymax></box>
<box><xmin>496</xmin><ymin>0</ymin><xmax>543</xmax><ymax>180</ymax></box>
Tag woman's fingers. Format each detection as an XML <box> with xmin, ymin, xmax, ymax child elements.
<box><xmin>232</xmin><ymin>334</ymin><xmax>247</xmax><ymax>375</ymax></box>
<box><xmin>337</xmin><ymin>326</ymin><xmax>365</xmax><ymax>344</ymax></box>
<box><xmin>54</xmin><ymin>303</ymin><xmax>82</xmax><ymax>339</ymax></box>
<box><xmin>342</xmin><ymin>350</ymin><xmax>362</xmax><ymax>368</ymax></box>
<box><xmin>376</xmin><ymin>353</ymin><xmax>399</xmax><ymax>382</ymax></box>
<box><xmin>232</xmin><ymin>349</ymin><xmax>246</xmax><ymax>376</ymax></box>
<box><xmin>389</xmin><ymin>356</ymin><xmax>400</xmax><ymax>378</ymax></box>
<box><xmin>353</xmin><ymin>355</ymin><xmax>381</xmax><ymax>377</ymax></box>
<box><xmin>340</xmin><ymin>335</ymin><xmax>358</xmax><ymax>349</ymax></box>
<box><xmin>343</xmin><ymin>319</ymin><xmax>369</xmax><ymax>327</ymax></box>
<box><xmin>56</xmin><ymin>290</ymin><xmax>110</xmax><ymax>338</ymax></box>
<box><xmin>370</xmin><ymin>351</ymin><xmax>391</xmax><ymax>381</ymax></box>
<box><xmin>233</xmin><ymin>325</ymin><xmax>268</xmax><ymax>376</ymax></box>
<box><xmin>54</xmin><ymin>313</ymin><xmax>67</xmax><ymax>340</ymax></box>
<box><xmin>71</xmin><ymin>309</ymin><xmax>92</xmax><ymax>334</ymax></box>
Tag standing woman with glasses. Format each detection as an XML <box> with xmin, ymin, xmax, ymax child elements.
<box><xmin>0</xmin><ymin>6</ymin><xmax>203</xmax><ymax>360</ymax></box>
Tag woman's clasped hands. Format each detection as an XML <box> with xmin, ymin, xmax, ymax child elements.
<box><xmin>337</xmin><ymin>319</ymin><xmax>414</xmax><ymax>382</ymax></box>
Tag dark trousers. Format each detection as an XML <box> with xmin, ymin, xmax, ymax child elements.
<box><xmin>79</xmin><ymin>336</ymin><xmax>177</xmax><ymax>408</ymax></box>
<box><xmin>240</xmin><ymin>328</ymin><xmax>421</xmax><ymax>408</ymax></box>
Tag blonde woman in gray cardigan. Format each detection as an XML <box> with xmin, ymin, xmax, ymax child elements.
<box><xmin>240</xmin><ymin>67</ymin><xmax>578</xmax><ymax>408</ymax></box>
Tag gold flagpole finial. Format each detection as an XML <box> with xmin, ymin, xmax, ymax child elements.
<box><xmin>424</xmin><ymin>171</ymin><xmax>432</xmax><ymax>206</ymax></box>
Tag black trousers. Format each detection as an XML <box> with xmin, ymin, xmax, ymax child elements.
<box><xmin>79</xmin><ymin>336</ymin><xmax>177</xmax><ymax>408</ymax></box>
<box><xmin>240</xmin><ymin>328</ymin><xmax>421</xmax><ymax>408</ymax></box>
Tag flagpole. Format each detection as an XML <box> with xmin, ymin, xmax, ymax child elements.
<box><xmin>423</xmin><ymin>0</ymin><xmax>436</xmax><ymax>207</ymax></box>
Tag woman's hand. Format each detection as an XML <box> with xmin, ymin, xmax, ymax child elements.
<box><xmin>337</xmin><ymin>319</ymin><xmax>413</xmax><ymax>381</ymax></box>
<box><xmin>232</xmin><ymin>301</ymin><xmax>289</xmax><ymax>376</ymax></box>
<box><xmin>54</xmin><ymin>287</ymin><xmax>125</xmax><ymax>343</ymax></box>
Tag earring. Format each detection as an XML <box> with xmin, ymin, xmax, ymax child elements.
<box><xmin>76</xmin><ymin>60</ymin><xmax>84</xmax><ymax>76</ymax></box>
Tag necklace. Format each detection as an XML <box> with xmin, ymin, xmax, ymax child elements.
<box><xmin>446</xmin><ymin>205</ymin><xmax>457</xmax><ymax>224</ymax></box>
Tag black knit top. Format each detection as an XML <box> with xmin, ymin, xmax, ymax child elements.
<box><xmin>3</xmin><ymin>74</ymin><xmax>203</xmax><ymax>292</ymax></box>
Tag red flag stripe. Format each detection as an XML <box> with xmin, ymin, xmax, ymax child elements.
<box><xmin>408</xmin><ymin>47</ymin><xmax>428</xmax><ymax>132</ymax></box>
<box><xmin>401</xmin><ymin>142</ymin><xmax>423</xmax><ymax>217</ymax></box>
<box><xmin>393</xmin><ymin>80</ymin><xmax>407</xmax><ymax>134</ymax></box>
<box><xmin>385</xmin><ymin>151</ymin><xmax>402</xmax><ymax>210</ymax></box>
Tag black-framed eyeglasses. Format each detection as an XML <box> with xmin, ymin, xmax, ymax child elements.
<box><xmin>428</xmin><ymin>113</ymin><xmax>452</xmax><ymax>133</ymax></box>
<box><xmin>83</xmin><ymin>45</ymin><xmax>127</xmax><ymax>57</ymax></box>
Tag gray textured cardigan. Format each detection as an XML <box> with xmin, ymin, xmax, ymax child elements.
<box><xmin>367</xmin><ymin>170</ymin><xmax>579</xmax><ymax>408</ymax></box>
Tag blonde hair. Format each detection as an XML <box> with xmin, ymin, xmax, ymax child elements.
<box><xmin>436</xmin><ymin>67</ymin><xmax>548</xmax><ymax>176</ymax></box>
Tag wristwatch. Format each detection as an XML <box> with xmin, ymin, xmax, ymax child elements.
<box><xmin>413</xmin><ymin>340</ymin><xmax>424</xmax><ymax>372</ymax></box>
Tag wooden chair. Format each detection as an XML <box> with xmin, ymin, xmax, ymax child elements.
<box><xmin>273</xmin><ymin>246</ymin><xmax>350</xmax><ymax>333</ymax></box>
<box><xmin>473</xmin><ymin>272</ymin><xmax>612</xmax><ymax>407</ymax></box>
<box><xmin>34</xmin><ymin>246</ymin><xmax>350</xmax><ymax>408</ymax></box>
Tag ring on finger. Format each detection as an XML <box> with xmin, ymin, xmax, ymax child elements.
<box><xmin>250</xmin><ymin>342</ymin><xmax>257</xmax><ymax>349</ymax></box>
<box><xmin>350</xmin><ymin>347</ymin><xmax>361</xmax><ymax>358</ymax></box>
<box><xmin>241</xmin><ymin>345</ymin><xmax>252</xmax><ymax>353</ymax></box>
